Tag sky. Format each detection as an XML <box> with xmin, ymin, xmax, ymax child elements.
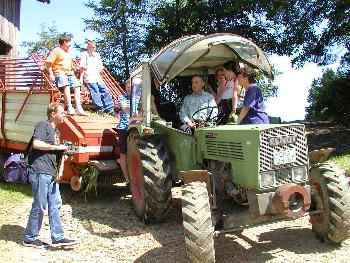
<box><xmin>20</xmin><ymin>0</ymin><xmax>337</xmax><ymax>121</ymax></box>
<box><xmin>20</xmin><ymin>0</ymin><xmax>95</xmax><ymax>54</ymax></box>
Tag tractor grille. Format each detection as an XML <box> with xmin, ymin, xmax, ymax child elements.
<box><xmin>259</xmin><ymin>125</ymin><xmax>308</xmax><ymax>172</ymax></box>
<box><xmin>206</xmin><ymin>139</ymin><xmax>244</xmax><ymax>160</ymax></box>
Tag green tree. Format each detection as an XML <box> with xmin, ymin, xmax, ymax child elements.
<box><xmin>21</xmin><ymin>22</ymin><xmax>71</xmax><ymax>56</ymax></box>
<box><xmin>306</xmin><ymin>69</ymin><xmax>350</xmax><ymax>122</ymax></box>
<box><xmin>260</xmin><ymin>0</ymin><xmax>350</xmax><ymax>67</ymax></box>
<box><xmin>144</xmin><ymin>0</ymin><xmax>275</xmax><ymax>55</ymax></box>
<box><xmin>84</xmin><ymin>0</ymin><xmax>150</xmax><ymax>80</ymax></box>
<box><xmin>306</xmin><ymin>69</ymin><xmax>338</xmax><ymax>120</ymax></box>
<box><xmin>145</xmin><ymin>0</ymin><xmax>350</xmax><ymax>68</ymax></box>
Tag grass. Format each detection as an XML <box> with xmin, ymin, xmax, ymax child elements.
<box><xmin>330</xmin><ymin>154</ymin><xmax>350</xmax><ymax>173</ymax></box>
<box><xmin>0</xmin><ymin>182</ymin><xmax>32</xmax><ymax>206</ymax></box>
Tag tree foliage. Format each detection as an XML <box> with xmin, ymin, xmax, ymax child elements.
<box><xmin>145</xmin><ymin>0</ymin><xmax>350</xmax><ymax>67</ymax></box>
<box><xmin>306</xmin><ymin>69</ymin><xmax>350</xmax><ymax>122</ymax></box>
<box><xmin>84</xmin><ymin>0</ymin><xmax>150</xmax><ymax>80</ymax></box>
<box><xmin>83</xmin><ymin>0</ymin><xmax>349</xmax><ymax>113</ymax></box>
<box><xmin>21</xmin><ymin>22</ymin><xmax>70</xmax><ymax>56</ymax></box>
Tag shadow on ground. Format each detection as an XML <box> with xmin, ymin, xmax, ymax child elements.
<box><xmin>134</xmin><ymin>225</ymin><xmax>339</xmax><ymax>263</ymax></box>
<box><xmin>60</xmin><ymin>185</ymin><xmax>341</xmax><ymax>263</ymax></box>
<box><xmin>213</xmin><ymin>226</ymin><xmax>337</xmax><ymax>263</ymax></box>
<box><xmin>62</xmin><ymin>184</ymin><xmax>163</xmax><ymax>239</ymax></box>
<box><xmin>62</xmin><ymin>185</ymin><xmax>187</xmax><ymax>261</ymax></box>
<box><xmin>0</xmin><ymin>224</ymin><xmax>25</xmax><ymax>244</ymax></box>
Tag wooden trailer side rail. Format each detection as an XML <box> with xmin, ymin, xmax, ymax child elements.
<box><xmin>0</xmin><ymin>56</ymin><xmax>60</xmax><ymax>127</ymax></box>
<box><xmin>0</xmin><ymin>55</ymin><xmax>124</xmax><ymax>189</ymax></box>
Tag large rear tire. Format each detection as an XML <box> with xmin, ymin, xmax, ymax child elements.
<box><xmin>127</xmin><ymin>130</ymin><xmax>172</xmax><ymax>223</ymax></box>
<box><xmin>310</xmin><ymin>162</ymin><xmax>350</xmax><ymax>243</ymax></box>
<box><xmin>182</xmin><ymin>181</ymin><xmax>215</xmax><ymax>263</ymax></box>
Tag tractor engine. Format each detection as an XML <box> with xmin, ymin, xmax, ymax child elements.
<box><xmin>197</xmin><ymin>123</ymin><xmax>310</xmax><ymax>219</ymax></box>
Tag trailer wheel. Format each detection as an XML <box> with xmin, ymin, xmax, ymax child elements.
<box><xmin>182</xmin><ymin>181</ymin><xmax>215</xmax><ymax>263</ymax></box>
<box><xmin>310</xmin><ymin>162</ymin><xmax>350</xmax><ymax>244</ymax></box>
<box><xmin>127</xmin><ymin>130</ymin><xmax>172</xmax><ymax>223</ymax></box>
<box><xmin>70</xmin><ymin>175</ymin><xmax>82</xmax><ymax>191</ymax></box>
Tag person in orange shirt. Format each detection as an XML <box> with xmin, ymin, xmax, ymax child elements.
<box><xmin>46</xmin><ymin>35</ymin><xmax>87</xmax><ymax>115</ymax></box>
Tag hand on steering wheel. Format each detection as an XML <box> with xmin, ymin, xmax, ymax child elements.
<box><xmin>191</xmin><ymin>106</ymin><xmax>219</xmax><ymax>127</ymax></box>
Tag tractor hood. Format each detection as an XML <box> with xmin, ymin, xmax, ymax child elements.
<box><xmin>196</xmin><ymin>123</ymin><xmax>304</xmax><ymax>132</ymax></box>
<box><xmin>147</xmin><ymin>33</ymin><xmax>273</xmax><ymax>83</ymax></box>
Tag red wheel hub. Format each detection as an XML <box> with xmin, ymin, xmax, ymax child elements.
<box><xmin>128</xmin><ymin>134</ymin><xmax>146</xmax><ymax>218</ymax></box>
<box><xmin>130</xmin><ymin>152</ymin><xmax>144</xmax><ymax>204</ymax></box>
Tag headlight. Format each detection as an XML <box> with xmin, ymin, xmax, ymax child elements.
<box><xmin>260</xmin><ymin>171</ymin><xmax>276</xmax><ymax>188</ymax></box>
<box><xmin>292</xmin><ymin>166</ymin><xmax>307</xmax><ymax>182</ymax></box>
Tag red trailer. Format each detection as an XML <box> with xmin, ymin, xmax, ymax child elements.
<box><xmin>0</xmin><ymin>54</ymin><xmax>126</xmax><ymax>190</ymax></box>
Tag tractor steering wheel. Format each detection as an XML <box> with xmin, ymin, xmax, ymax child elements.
<box><xmin>191</xmin><ymin>106</ymin><xmax>219</xmax><ymax>126</ymax></box>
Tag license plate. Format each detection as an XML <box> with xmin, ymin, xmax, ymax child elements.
<box><xmin>273</xmin><ymin>148</ymin><xmax>297</xmax><ymax>165</ymax></box>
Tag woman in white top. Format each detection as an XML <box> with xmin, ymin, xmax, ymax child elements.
<box><xmin>215</xmin><ymin>67</ymin><xmax>239</xmax><ymax>124</ymax></box>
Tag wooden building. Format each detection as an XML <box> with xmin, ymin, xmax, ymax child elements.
<box><xmin>0</xmin><ymin>0</ymin><xmax>49</xmax><ymax>56</ymax></box>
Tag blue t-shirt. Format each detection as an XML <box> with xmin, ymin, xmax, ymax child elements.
<box><xmin>117</xmin><ymin>94</ymin><xmax>130</xmax><ymax>130</ymax></box>
<box><xmin>242</xmin><ymin>84</ymin><xmax>269</xmax><ymax>124</ymax></box>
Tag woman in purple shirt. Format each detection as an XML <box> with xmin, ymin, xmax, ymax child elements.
<box><xmin>237</xmin><ymin>67</ymin><xmax>269</xmax><ymax>124</ymax></box>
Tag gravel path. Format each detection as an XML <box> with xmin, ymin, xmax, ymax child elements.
<box><xmin>1</xmin><ymin>186</ymin><xmax>350</xmax><ymax>263</ymax></box>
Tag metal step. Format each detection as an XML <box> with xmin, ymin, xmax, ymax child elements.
<box><xmin>89</xmin><ymin>159</ymin><xmax>126</xmax><ymax>185</ymax></box>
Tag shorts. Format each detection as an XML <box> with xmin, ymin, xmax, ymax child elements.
<box><xmin>55</xmin><ymin>75</ymin><xmax>80</xmax><ymax>91</ymax></box>
<box><xmin>117</xmin><ymin>129</ymin><xmax>128</xmax><ymax>154</ymax></box>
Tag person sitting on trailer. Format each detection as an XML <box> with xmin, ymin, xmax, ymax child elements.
<box><xmin>46</xmin><ymin>35</ymin><xmax>87</xmax><ymax>116</ymax></box>
<box><xmin>79</xmin><ymin>40</ymin><xmax>114</xmax><ymax>115</ymax></box>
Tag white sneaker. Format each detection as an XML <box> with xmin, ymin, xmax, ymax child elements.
<box><xmin>76</xmin><ymin>107</ymin><xmax>88</xmax><ymax>116</ymax></box>
<box><xmin>67</xmin><ymin>107</ymin><xmax>76</xmax><ymax>115</ymax></box>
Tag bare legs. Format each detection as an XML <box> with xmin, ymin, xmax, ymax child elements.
<box><xmin>63</xmin><ymin>85</ymin><xmax>87</xmax><ymax>115</ymax></box>
<box><xmin>118</xmin><ymin>153</ymin><xmax>129</xmax><ymax>183</ymax></box>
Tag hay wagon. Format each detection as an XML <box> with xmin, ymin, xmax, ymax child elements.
<box><xmin>0</xmin><ymin>54</ymin><xmax>126</xmax><ymax>190</ymax></box>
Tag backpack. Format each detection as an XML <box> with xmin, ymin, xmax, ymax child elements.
<box><xmin>3</xmin><ymin>154</ymin><xmax>28</xmax><ymax>184</ymax></box>
<box><xmin>2</xmin><ymin>136</ymin><xmax>33</xmax><ymax>184</ymax></box>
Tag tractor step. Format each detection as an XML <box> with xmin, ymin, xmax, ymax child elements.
<box><xmin>89</xmin><ymin>159</ymin><xmax>118</xmax><ymax>172</ymax></box>
<box><xmin>89</xmin><ymin>159</ymin><xmax>126</xmax><ymax>185</ymax></box>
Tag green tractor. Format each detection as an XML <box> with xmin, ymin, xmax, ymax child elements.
<box><xmin>126</xmin><ymin>33</ymin><xmax>350</xmax><ymax>262</ymax></box>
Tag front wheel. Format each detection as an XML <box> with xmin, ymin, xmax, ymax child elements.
<box><xmin>182</xmin><ymin>181</ymin><xmax>215</xmax><ymax>263</ymax></box>
<box><xmin>127</xmin><ymin>131</ymin><xmax>172</xmax><ymax>223</ymax></box>
<box><xmin>310</xmin><ymin>162</ymin><xmax>350</xmax><ymax>243</ymax></box>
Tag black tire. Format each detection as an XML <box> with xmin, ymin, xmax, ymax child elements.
<box><xmin>310</xmin><ymin>162</ymin><xmax>350</xmax><ymax>244</ymax></box>
<box><xmin>127</xmin><ymin>132</ymin><xmax>172</xmax><ymax>223</ymax></box>
<box><xmin>182</xmin><ymin>182</ymin><xmax>215</xmax><ymax>263</ymax></box>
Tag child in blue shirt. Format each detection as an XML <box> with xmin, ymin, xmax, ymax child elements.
<box><xmin>116</xmin><ymin>81</ymin><xmax>131</xmax><ymax>182</ymax></box>
<box><xmin>237</xmin><ymin>67</ymin><xmax>269</xmax><ymax>124</ymax></box>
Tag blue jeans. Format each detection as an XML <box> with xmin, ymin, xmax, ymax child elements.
<box><xmin>86</xmin><ymin>82</ymin><xmax>114</xmax><ymax>113</ymax></box>
<box><xmin>23</xmin><ymin>172</ymin><xmax>64</xmax><ymax>242</ymax></box>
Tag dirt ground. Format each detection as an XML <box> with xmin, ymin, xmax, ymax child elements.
<box><xmin>1</xmin><ymin>185</ymin><xmax>350</xmax><ymax>263</ymax></box>
<box><xmin>1</xmin><ymin>121</ymin><xmax>350</xmax><ymax>263</ymax></box>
